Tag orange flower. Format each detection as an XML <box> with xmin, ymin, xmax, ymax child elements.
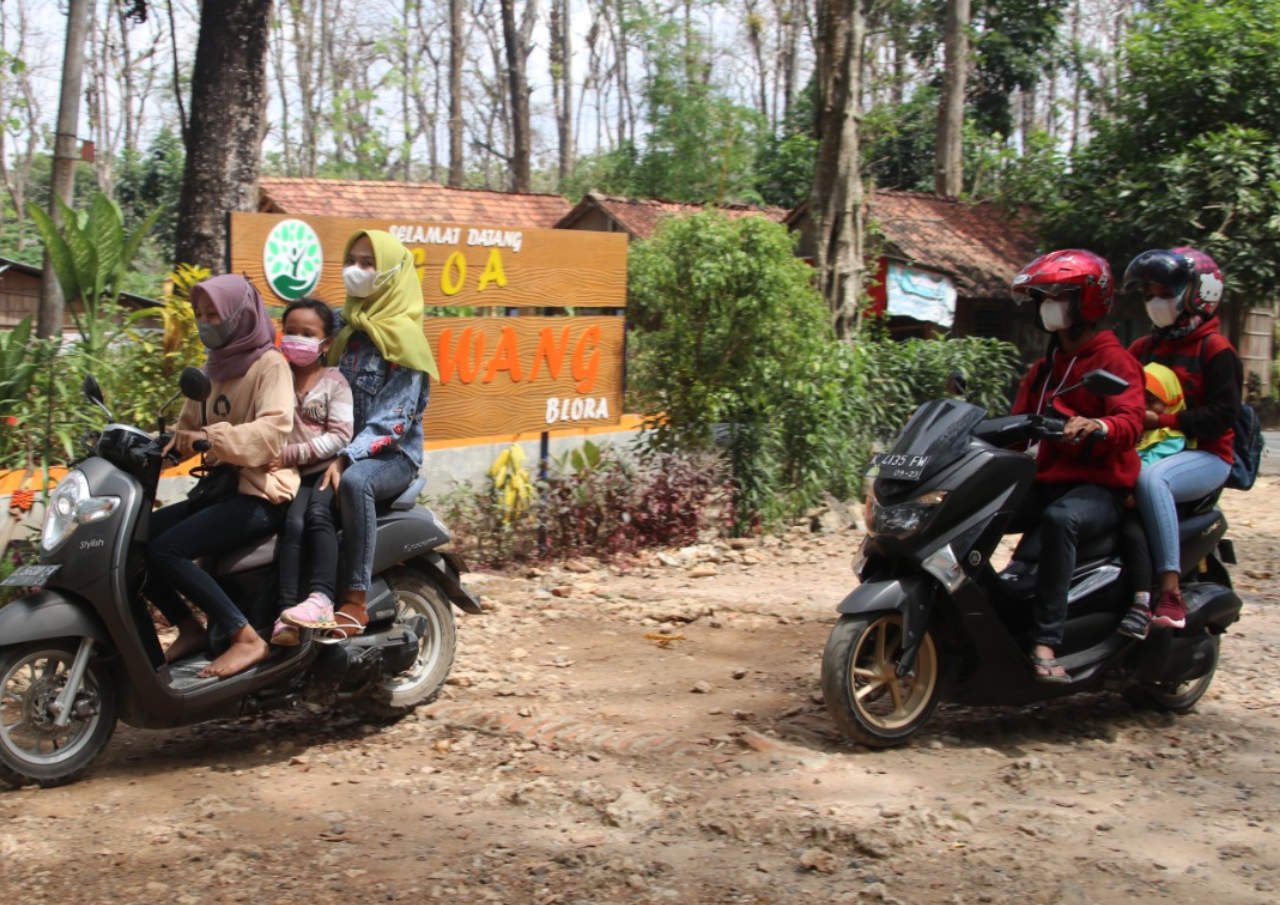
<box><xmin>10</xmin><ymin>489</ymin><xmax>35</xmax><ymax>512</ymax></box>
<box><xmin>3</xmin><ymin>416</ymin><xmax>15</xmax><ymax>427</ymax></box>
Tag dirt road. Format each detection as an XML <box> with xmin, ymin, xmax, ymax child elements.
<box><xmin>4</xmin><ymin>480</ymin><xmax>1279</xmax><ymax>905</ymax></box>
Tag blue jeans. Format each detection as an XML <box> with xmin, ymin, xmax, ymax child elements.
<box><xmin>148</xmin><ymin>494</ymin><xmax>288</xmax><ymax>637</ymax></box>
<box><xmin>339</xmin><ymin>451</ymin><xmax>417</xmax><ymax>592</ymax></box>
<box><xmin>1136</xmin><ymin>450</ymin><xmax>1230</xmax><ymax>575</ymax></box>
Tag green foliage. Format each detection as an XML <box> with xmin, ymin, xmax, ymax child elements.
<box><xmin>0</xmin><ymin>318</ymin><xmax>36</xmax><ymax>421</ymax></box>
<box><xmin>863</xmin><ymin>86</ymin><xmax>938</xmax><ymax>191</ymax></box>
<box><xmin>115</xmin><ymin>128</ymin><xmax>185</xmax><ymax>254</ymax></box>
<box><xmin>627</xmin><ymin>211</ymin><xmax>865</xmax><ymax>530</ymax></box>
<box><xmin>26</xmin><ymin>191</ymin><xmax>161</xmax><ymax>356</ymax></box>
<box><xmin>1047</xmin><ymin>0</ymin><xmax>1280</xmax><ymax>316</ymax></box>
<box><xmin>433</xmin><ymin>444</ymin><xmax>731</xmax><ymax>567</ymax></box>
<box><xmin>854</xmin><ymin>337</ymin><xmax>1024</xmax><ymax>443</ymax></box>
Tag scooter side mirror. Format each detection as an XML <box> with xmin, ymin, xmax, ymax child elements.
<box><xmin>83</xmin><ymin>374</ymin><xmax>104</xmax><ymax>405</ymax></box>
<box><xmin>1080</xmin><ymin>368</ymin><xmax>1130</xmax><ymax>397</ymax></box>
<box><xmin>82</xmin><ymin>374</ymin><xmax>112</xmax><ymax>420</ymax></box>
<box><xmin>945</xmin><ymin>369</ymin><xmax>967</xmax><ymax>398</ymax></box>
<box><xmin>179</xmin><ymin>367</ymin><xmax>212</xmax><ymax>403</ymax></box>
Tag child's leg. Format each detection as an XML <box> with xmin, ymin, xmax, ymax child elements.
<box><xmin>304</xmin><ymin>482</ymin><xmax>339</xmax><ymax>602</ymax></box>
<box><xmin>276</xmin><ymin>478</ymin><xmax>315</xmax><ymax>608</ymax></box>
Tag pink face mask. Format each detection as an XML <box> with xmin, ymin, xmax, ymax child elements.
<box><xmin>281</xmin><ymin>334</ymin><xmax>323</xmax><ymax>367</ymax></box>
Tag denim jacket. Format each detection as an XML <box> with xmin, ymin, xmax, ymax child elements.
<box><xmin>334</xmin><ymin>323</ymin><xmax>431</xmax><ymax>468</ymax></box>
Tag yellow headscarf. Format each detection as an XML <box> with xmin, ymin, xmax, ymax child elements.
<box><xmin>1137</xmin><ymin>362</ymin><xmax>1186</xmax><ymax>452</ymax></box>
<box><xmin>328</xmin><ymin>229</ymin><xmax>439</xmax><ymax>379</ymax></box>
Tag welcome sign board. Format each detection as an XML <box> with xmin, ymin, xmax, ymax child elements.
<box><xmin>228</xmin><ymin>212</ymin><xmax>628</xmax><ymax>440</ymax></box>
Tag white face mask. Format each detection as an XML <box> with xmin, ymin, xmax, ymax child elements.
<box><xmin>1040</xmin><ymin>299</ymin><xmax>1072</xmax><ymax>332</ymax></box>
<box><xmin>343</xmin><ymin>264</ymin><xmax>378</xmax><ymax>298</ymax></box>
<box><xmin>1145</xmin><ymin>296</ymin><xmax>1180</xmax><ymax>327</ymax></box>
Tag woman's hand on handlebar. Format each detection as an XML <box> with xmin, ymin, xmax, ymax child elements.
<box><xmin>162</xmin><ymin>428</ymin><xmax>208</xmax><ymax>460</ymax></box>
<box><xmin>1063</xmin><ymin>416</ymin><xmax>1106</xmax><ymax>443</ymax></box>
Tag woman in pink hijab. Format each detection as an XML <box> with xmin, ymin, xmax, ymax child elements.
<box><xmin>148</xmin><ymin>274</ymin><xmax>298</xmax><ymax>679</ymax></box>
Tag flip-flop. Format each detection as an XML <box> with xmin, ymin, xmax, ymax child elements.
<box><xmin>1030</xmin><ymin>654</ymin><xmax>1071</xmax><ymax>684</ymax></box>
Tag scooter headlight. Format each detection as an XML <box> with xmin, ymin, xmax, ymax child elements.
<box><xmin>867</xmin><ymin>490</ymin><xmax>948</xmax><ymax>539</ymax></box>
<box><xmin>40</xmin><ymin>470</ymin><xmax>119</xmax><ymax>552</ymax></box>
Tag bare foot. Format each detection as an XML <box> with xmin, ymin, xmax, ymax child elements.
<box><xmin>199</xmin><ymin>626</ymin><xmax>269</xmax><ymax>678</ymax></box>
<box><xmin>164</xmin><ymin>622</ymin><xmax>209</xmax><ymax>663</ymax></box>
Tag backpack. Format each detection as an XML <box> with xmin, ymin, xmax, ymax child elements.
<box><xmin>1226</xmin><ymin>401</ymin><xmax>1264</xmax><ymax>490</ymax></box>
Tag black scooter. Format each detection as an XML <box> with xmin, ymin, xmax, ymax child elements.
<box><xmin>0</xmin><ymin>368</ymin><xmax>481</xmax><ymax>787</ymax></box>
<box><xmin>821</xmin><ymin>369</ymin><xmax>1242</xmax><ymax>747</ymax></box>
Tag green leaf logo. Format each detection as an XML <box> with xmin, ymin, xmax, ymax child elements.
<box><xmin>262</xmin><ymin>218</ymin><xmax>323</xmax><ymax>301</ymax></box>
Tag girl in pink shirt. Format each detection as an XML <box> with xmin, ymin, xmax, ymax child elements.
<box><xmin>270</xmin><ymin>299</ymin><xmax>354</xmax><ymax>645</ymax></box>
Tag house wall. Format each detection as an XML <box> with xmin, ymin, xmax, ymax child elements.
<box><xmin>0</xmin><ymin>269</ymin><xmax>40</xmax><ymax>329</ymax></box>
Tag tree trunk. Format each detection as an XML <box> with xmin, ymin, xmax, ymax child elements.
<box><xmin>934</xmin><ymin>0</ymin><xmax>969</xmax><ymax>199</ymax></box>
<box><xmin>448</xmin><ymin>0</ymin><xmax>465</xmax><ymax>186</ymax></box>
<box><xmin>549</xmin><ymin>0</ymin><xmax>573</xmax><ymax>187</ymax></box>
<box><xmin>37</xmin><ymin>0</ymin><xmax>91</xmax><ymax>339</ymax></box>
<box><xmin>812</xmin><ymin>0</ymin><xmax>866</xmax><ymax>341</ymax></box>
<box><xmin>174</xmin><ymin>0</ymin><xmax>273</xmax><ymax>272</ymax></box>
<box><xmin>499</xmin><ymin>0</ymin><xmax>533</xmax><ymax>192</ymax></box>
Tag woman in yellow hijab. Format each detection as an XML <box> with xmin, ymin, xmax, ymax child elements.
<box><xmin>281</xmin><ymin>230</ymin><xmax>436</xmax><ymax>638</ymax></box>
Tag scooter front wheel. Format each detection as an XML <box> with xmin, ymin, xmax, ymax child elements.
<box><xmin>822</xmin><ymin>612</ymin><xmax>941</xmax><ymax>748</ymax></box>
<box><xmin>0</xmin><ymin>641</ymin><xmax>118</xmax><ymax>788</ymax></box>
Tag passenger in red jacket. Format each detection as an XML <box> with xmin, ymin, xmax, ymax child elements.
<box><xmin>1008</xmin><ymin>250</ymin><xmax>1146</xmax><ymax>683</ymax></box>
<box><xmin>1124</xmin><ymin>248</ymin><xmax>1241</xmax><ymax>633</ymax></box>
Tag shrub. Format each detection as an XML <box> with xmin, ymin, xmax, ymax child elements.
<box><xmin>627</xmin><ymin>211</ymin><xmax>864</xmax><ymax>531</ymax></box>
<box><xmin>433</xmin><ymin>443</ymin><xmax>732</xmax><ymax>568</ymax></box>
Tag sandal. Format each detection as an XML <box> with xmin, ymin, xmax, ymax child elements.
<box><xmin>1030</xmin><ymin>654</ymin><xmax>1071</xmax><ymax>685</ymax></box>
<box><xmin>279</xmin><ymin>592</ymin><xmax>338</xmax><ymax>630</ymax></box>
<box><xmin>317</xmin><ymin>608</ymin><xmax>366</xmax><ymax>643</ymax></box>
<box><xmin>271</xmin><ymin>619</ymin><xmax>300</xmax><ymax>647</ymax></box>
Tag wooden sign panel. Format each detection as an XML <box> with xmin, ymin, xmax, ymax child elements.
<box><xmin>229</xmin><ymin>211</ymin><xmax>627</xmax><ymax>309</ymax></box>
<box><xmin>422</xmin><ymin>316</ymin><xmax>625</xmax><ymax>439</ymax></box>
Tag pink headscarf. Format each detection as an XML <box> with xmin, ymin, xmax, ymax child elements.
<box><xmin>192</xmin><ymin>274</ymin><xmax>277</xmax><ymax>382</ymax></box>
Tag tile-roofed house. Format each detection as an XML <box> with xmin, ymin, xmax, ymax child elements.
<box><xmin>555</xmin><ymin>191</ymin><xmax>789</xmax><ymax>239</ymax></box>
<box><xmin>786</xmin><ymin>190</ymin><xmax>1044</xmax><ymax>356</ymax></box>
<box><xmin>0</xmin><ymin>256</ymin><xmax>159</xmax><ymax>332</ymax></box>
<box><xmin>258</xmin><ymin>177</ymin><xmax>573</xmax><ymax>228</ymax></box>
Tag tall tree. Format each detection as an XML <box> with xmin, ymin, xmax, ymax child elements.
<box><xmin>448</xmin><ymin>0</ymin><xmax>465</xmax><ymax>185</ymax></box>
<box><xmin>499</xmin><ymin>0</ymin><xmax>536</xmax><ymax>192</ymax></box>
<box><xmin>37</xmin><ymin>0</ymin><xmax>91</xmax><ymax>339</ymax></box>
<box><xmin>934</xmin><ymin>0</ymin><xmax>969</xmax><ymax>197</ymax></box>
<box><xmin>174</xmin><ymin>0</ymin><xmax>272</xmax><ymax>270</ymax></box>
<box><xmin>549</xmin><ymin>0</ymin><xmax>574</xmax><ymax>187</ymax></box>
<box><xmin>811</xmin><ymin>0</ymin><xmax>867</xmax><ymax>339</ymax></box>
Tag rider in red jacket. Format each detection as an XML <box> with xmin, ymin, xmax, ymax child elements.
<box><xmin>1008</xmin><ymin>250</ymin><xmax>1146</xmax><ymax>682</ymax></box>
<box><xmin>1124</xmin><ymin>247</ymin><xmax>1242</xmax><ymax>632</ymax></box>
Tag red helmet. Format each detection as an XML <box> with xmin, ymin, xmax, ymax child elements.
<box><xmin>1010</xmin><ymin>249</ymin><xmax>1114</xmax><ymax>323</ymax></box>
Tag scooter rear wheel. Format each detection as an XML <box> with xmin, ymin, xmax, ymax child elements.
<box><xmin>1125</xmin><ymin>634</ymin><xmax>1219</xmax><ymax>714</ymax></box>
<box><xmin>356</xmin><ymin>568</ymin><xmax>457</xmax><ymax>719</ymax></box>
<box><xmin>822</xmin><ymin>612</ymin><xmax>941</xmax><ymax>748</ymax></box>
<box><xmin>0</xmin><ymin>641</ymin><xmax>118</xmax><ymax>788</ymax></box>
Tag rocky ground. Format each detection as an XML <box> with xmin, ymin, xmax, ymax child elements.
<box><xmin>3</xmin><ymin>479</ymin><xmax>1280</xmax><ymax>905</ymax></box>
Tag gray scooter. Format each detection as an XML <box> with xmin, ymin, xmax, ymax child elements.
<box><xmin>0</xmin><ymin>368</ymin><xmax>481</xmax><ymax>787</ymax></box>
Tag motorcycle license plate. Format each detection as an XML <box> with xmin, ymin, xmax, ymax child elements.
<box><xmin>868</xmin><ymin>453</ymin><xmax>930</xmax><ymax>481</ymax></box>
<box><xmin>1</xmin><ymin>564</ymin><xmax>61</xmax><ymax>587</ymax></box>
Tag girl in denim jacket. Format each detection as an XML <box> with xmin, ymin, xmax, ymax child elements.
<box><xmin>280</xmin><ymin>229</ymin><xmax>439</xmax><ymax>638</ymax></box>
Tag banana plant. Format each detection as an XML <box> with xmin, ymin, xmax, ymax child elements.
<box><xmin>26</xmin><ymin>192</ymin><xmax>160</xmax><ymax>357</ymax></box>
<box><xmin>0</xmin><ymin>316</ymin><xmax>35</xmax><ymax>418</ymax></box>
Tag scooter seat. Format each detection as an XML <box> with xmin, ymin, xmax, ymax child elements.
<box><xmin>382</xmin><ymin>475</ymin><xmax>426</xmax><ymax>512</ymax></box>
<box><xmin>206</xmin><ymin>534</ymin><xmax>279</xmax><ymax>575</ymax></box>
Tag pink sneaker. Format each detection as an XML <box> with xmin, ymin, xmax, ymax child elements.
<box><xmin>1150</xmin><ymin>589</ymin><xmax>1187</xmax><ymax>630</ymax></box>
<box><xmin>279</xmin><ymin>592</ymin><xmax>338</xmax><ymax>629</ymax></box>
